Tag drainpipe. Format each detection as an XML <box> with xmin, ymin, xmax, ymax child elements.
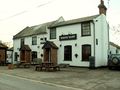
<box><xmin>11</xmin><ymin>51</ymin><xmax>13</xmax><ymax>64</ymax></box>
<box><xmin>107</xmin><ymin>23</ymin><xmax>110</xmax><ymax>57</ymax></box>
<box><xmin>93</xmin><ymin>20</ymin><xmax>96</xmax><ymax>64</ymax></box>
<box><xmin>49</xmin><ymin>48</ymin><xmax>51</xmax><ymax>63</ymax></box>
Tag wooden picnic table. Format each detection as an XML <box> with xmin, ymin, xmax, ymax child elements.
<box><xmin>35</xmin><ymin>62</ymin><xmax>60</xmax><ymax>71</ymax></box>
<box><xmin>16</xmin><ymin>61</ymin><xmax>31</xmax><ymax>68</ymax></box>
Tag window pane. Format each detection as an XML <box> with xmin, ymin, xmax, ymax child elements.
<box><xmin>21</xmin><ymin>38</ymin><xmax>24</xmax><ymax>47</ymax></box>
<box><xmin>32</xmin><ymin>36</ymin><xmax>37</xmax><ymax>45</ymax></box>
<box><xmin>81</xmin><ymin>22</ymin><xmax>91</xmax><ymax>36</ymax></box>
<box><xmin>64</xmin><ymin>45</ymin><xmax>72</xmax><ymax>61</ymax></box>
<box><xmin>14</xmin><ymin>52</ymin><xmax>18</xmax><ymax>61</ymax></box>
<box><xmin>50</xmin><ymin>28</ymin><xmax>56</xmax><ymax>39</ymax></box>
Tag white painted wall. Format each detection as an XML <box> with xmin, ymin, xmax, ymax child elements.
<box><xmin>13</xmin><ymin>34</ymin><xmax>47</xmax><ymax>63</ymax></box>
<box><xmin>7</xmin><ymin>50</ymin><xmax>13</xmax><ymax>63</ymax></box>
<box><xmin>49</xmin><ymin>23</ymin><xmax>94</xmax><ymax>67</ymax></box>
<box><xmin>102</xmin><ymin>14</ymin><xmax>109</xmax><ymax>66</ymax></box>
<box><xmin>94</xmin><ymin>14</ymin><xmax>109</xmax><ymax>67</ymax></box>
<box><xmin>13</xmin><ymin>39</ymin><xmax>20</xmax><ymax>64</ymax></box>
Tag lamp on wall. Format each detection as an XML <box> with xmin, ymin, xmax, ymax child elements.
<box><xmin>41</xmin><ymin>54</ymin><xmax>43</xmax><ymax>57</ymax></box>
<box><xmin>40</xmin><ymin>38</ymin><xmax>43</xmax><ymax>40</ymax></box>
<box><xmin>75</xmin><ymin>54</ymin><xmax>78</xmax><ymax>58</ymax></box>
<box><xmin>44</xmin><ymin>37</ymin><xmax>47</xmax><ymax>41</ymax></box>
<box><xmin>60</xmin><ymin>44</ymin><xmax>62</xmax><ymax>47</ymax></box>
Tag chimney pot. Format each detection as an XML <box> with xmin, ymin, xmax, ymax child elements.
<box><xmin>98</xmin><ymin>0</ymin><xmax>107</xmax><ymax>15</ymax></box>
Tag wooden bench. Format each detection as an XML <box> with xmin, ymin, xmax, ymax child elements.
<box><xmin>23</xmin><ymin>63</ymin><xmax>31</xmax><ymax>68</ymax></box>
<box><xmin>17</xmin><ymin>62</ymin><xmax>31</xmax><ymax>68</ymax></box>
<box><xmin>35</xmin><ymin>65</ymin><xmax>42</xmax><ymax>71</ymax></box>
<box><xmin>49</xmin><ymin>65</ymin><xmax>60</xmax><ymax>71</ymax></box>
<box><xmin>35</xmin><ymin>63</ymin><xmax>60</xmax><ymax>71</ymax></box>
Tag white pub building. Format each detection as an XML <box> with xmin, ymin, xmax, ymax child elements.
<box><xmin>13</xmin><ymin>0</ymin><xmax>109</xmax><ymax>67</ymax></box>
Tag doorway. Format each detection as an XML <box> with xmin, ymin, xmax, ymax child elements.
<box><xmin>42</xmin><ymin>41</ymin><xmax>58</xmax><ymax>64</ymax></box>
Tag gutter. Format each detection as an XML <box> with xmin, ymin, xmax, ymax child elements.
<box><xmin>13</xmin><ymin>32</ymin><xmax>47</xmax><ymax>40</ymax></box>
<box><xmin>48</xmin><ymin>20</ymin><xmax>93</xmax><ymax>29</ymax></box>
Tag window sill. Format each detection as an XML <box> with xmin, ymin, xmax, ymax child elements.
<box><xmin>50</xmin><ymin>38</ymin><xmax>56</xmax><ymax>40</ymax></box>
<box><xmin>64</xmin><ymin>60</ymin><xmax>72</xmax><ymax>61</ymax></box>
<box><xmin>81</xmin><ymin>35</ymin><xmax>91</xmax><ymax>37</ymax></box>
<box><xmin>82</xmin><ymin>60</ymin><xmax>89</xmax><ymax>62</ymax></box>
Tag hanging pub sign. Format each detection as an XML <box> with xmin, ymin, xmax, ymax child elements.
<box><xmin>59</xmin><ymin>34</ymin><xmax>77</xmax><ymax>41</ymax></box>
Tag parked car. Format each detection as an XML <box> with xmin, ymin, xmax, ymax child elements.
<box><xmin>108</xmin><ymin>54</ymin><xmax>120</xmax><ymax>70</ymax></box>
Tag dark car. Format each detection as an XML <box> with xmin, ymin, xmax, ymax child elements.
<box><xmin>108</xmin><ymin>54</ymin><xmax>120</xmax><ymax>70</ymax></box>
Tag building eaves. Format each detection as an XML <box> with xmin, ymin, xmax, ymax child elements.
<box><xmin>13</xmin><ymin>21</ymin><xmax>56</xmax><ymax>39</ymax></box>
<box><xmin>13</xmin><ymin>15</ymin><xmax>99</xmax><ymax>39</ymax></box>
<box><xmin>110</xmin><ymin>42</ymin><xmax>120</xmax><ymax>49</ymax></box>
<box><xmin>49</xmin><ymin>14</ymin><xmax>100</xmax><ymax>28</ymax></box>
<box><xmin>20</xmin><ymin>45</ymin><xmax>31</xmax><ymax>51</ymax></box>
<box><xmin>42</xmin><ymin>41</ymin><xmax>58</xmax><ymax>49</ymax></box>
<box><xmin>7</xmin><ymin>47</ymin><xmax>13</xmax><ymax>51</ymax></box>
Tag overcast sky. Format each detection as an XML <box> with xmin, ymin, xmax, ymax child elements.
<box><xmin>0</xmin><ymin>0</ymin><xmax>120</xmax><ymax>46</ymax></box>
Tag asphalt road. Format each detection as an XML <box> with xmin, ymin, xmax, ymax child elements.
<box><xmin>0</xmin><ymin>73</ymin><xmax>80</xmax><ymax>90</ymax></box>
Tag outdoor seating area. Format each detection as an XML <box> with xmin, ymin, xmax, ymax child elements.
<box><xmin>35</xmin><ymin>62</ymin><xmax>60</xmax><ymax>71</ymax></box>
<box><xmin>16</xmin><ymin>61</ymin><xmax>31</xmax><ymax>68</ymax></box>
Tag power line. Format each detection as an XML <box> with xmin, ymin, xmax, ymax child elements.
<box><xmin>0</xmin><ymin>0</ymin><xmax>56</xmax><ymax>22</ymax></box>
<box><xmin>0</xmin><ymin>11</ymin><xmax>28</xmax><ymax>21</ymax></box>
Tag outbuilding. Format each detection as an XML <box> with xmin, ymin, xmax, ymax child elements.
<box><xmin>0</xmin><ymin>42</ymin><xmax>8</xmax><ymax>65</ymax></box>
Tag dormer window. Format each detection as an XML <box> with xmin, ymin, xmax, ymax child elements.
<box><xmin>81</xmin><ymin>22</ymin><xmax>91</xmax><ymax>36</ymax></box>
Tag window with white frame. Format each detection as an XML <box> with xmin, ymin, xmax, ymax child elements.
<box><xmin>32</xmin><ymin>36</ymin><xmax>37</xmax><ymax>45</ymax></box>
<box><xmin>21</xmin><ymin>38</ymin><xmax>24</xmax><ymax>47</ymax></box>
<box><xmin>81</xmin><ymin>22</ymin><xmax>91</xmax><ymax>36</ymax></box>
<box><xmin>50</xmin><ymin>28</ymin><xmax>56</xmax><ymax>39</ymax></box>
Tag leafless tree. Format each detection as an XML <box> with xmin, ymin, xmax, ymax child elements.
<box><xmin>111</xmin><ymin>24</ymin><xmax>120</xmax><ymax>34</ymax></box>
